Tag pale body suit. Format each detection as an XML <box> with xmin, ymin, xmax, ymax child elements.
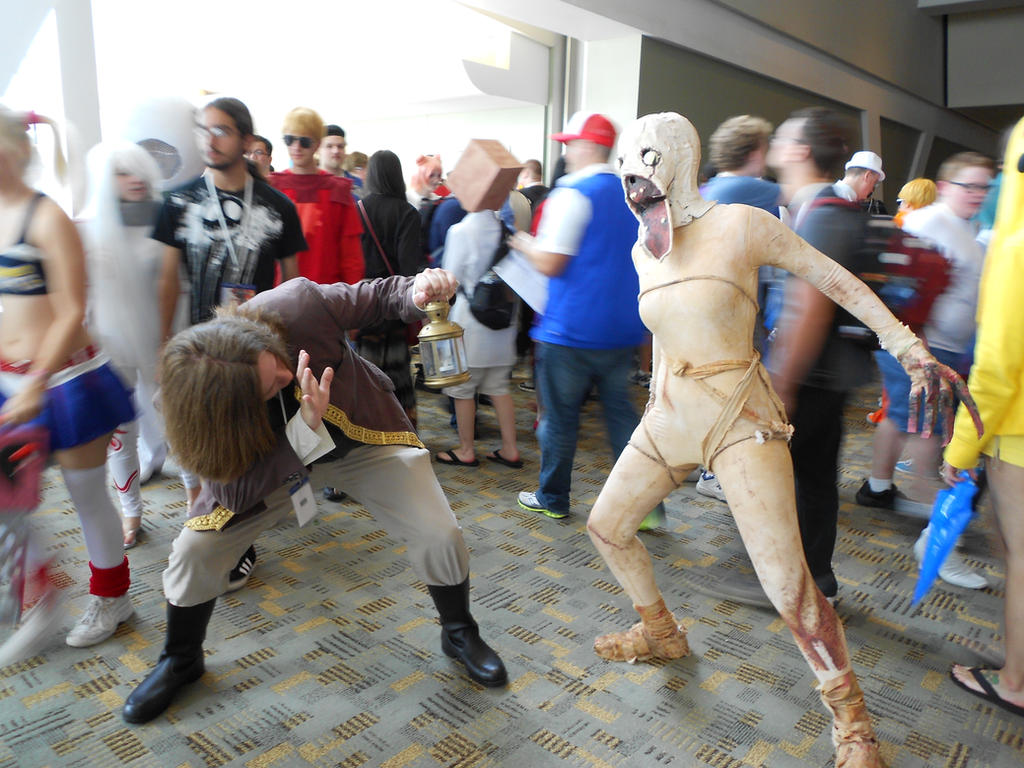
<box><xmin>587</xmin><ymin>202</ymin><xmax>920</xmax><ymax>768</ymax></box>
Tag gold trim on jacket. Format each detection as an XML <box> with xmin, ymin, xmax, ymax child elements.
<box><xmin>185</xmin><ymin>505</ymin><xmax>234</xmax><ymax>531</ymax></box>
<box><xmin>293</xmin><ymin>386</ymin><xmax>424</xmax><ymax>449</ymax></box>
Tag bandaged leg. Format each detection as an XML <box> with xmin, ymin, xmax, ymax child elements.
<box><xmin>819</xmin><ymin>671</ymin><xmax>886</xmax><ymax>768</ymax></box>
<box><xmin>588</xmin><ymin>443</ymin><xmax>688</xmax><ymax>662</ymax></box>
<box><xmin>108</xmin><ymin>422</ymin><xmax>143</xmax><ymax>518</ymax></box>
<box><xmin>594</xmin><ymin>597</ymin><xmax>689</xmax><ymax>662</ymax></box>
<box><xmin>715</xmin><ymin>440</ymin><xmax>885</xmax><ymax>768</ymax></box>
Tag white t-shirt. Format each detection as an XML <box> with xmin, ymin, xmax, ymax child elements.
<box><xmin>444</xmin><ymin>211</ymin><xmax>518</xmax><ymax>368</ymax></box>
<box><xmin>902</xmin><ymin>201</ymin><xmax>985</xmax><ymax>354</ymax></box>
<box><xmin>533</xmin><ymin>163</ymin><xmax>616</xmax><ymax>255</ymax></box>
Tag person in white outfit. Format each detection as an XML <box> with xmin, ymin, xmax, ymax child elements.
<box><xmin>79</xmin><ymin>142</ymin><xmax>168</xmax><ymax>548</ymax></box>
<box><xmin>435</xmin><ymin>194</ymin><xmax>526</xmax><ymax>469</ymax></box>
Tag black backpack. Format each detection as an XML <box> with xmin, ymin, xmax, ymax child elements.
<box><xmin>804</xmin><ymin>196</ymin><xmax>950</xmax><ymax>346</ymax></box>
<box><xmin>459</xmin><ymin>223</ymin><xmax>517</xmax><ymax>331</ymax></box>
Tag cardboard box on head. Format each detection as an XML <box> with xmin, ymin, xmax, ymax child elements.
<box><xmin>446</xmin><ymin>140</ymin><xmax>523</xmax><ymax>212</ymax></box>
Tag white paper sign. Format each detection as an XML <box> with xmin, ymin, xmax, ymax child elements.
<box><xmin>494</xmin><ymin>249</ymin><xmax>549</xmax><ymax>315</ymax></box>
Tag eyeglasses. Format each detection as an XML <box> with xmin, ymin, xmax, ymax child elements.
<box><xmin>247</xmin><ymin>149</ymin><xmax>268</xmax><ymax>157</ymax></box>
<box><xmin>283</xmin><ymin>135</ymin><xmax>314</xmax><ymax>149</ymax></box>
<box><xmin>194</xmin><ymin>124</ymin><xmax>236</xmax><ymax>140</ymax></box>
<box><xmin>948</xmin><ymin>181</ymin><xmax>991</xmax><ymax>193</ymax></box>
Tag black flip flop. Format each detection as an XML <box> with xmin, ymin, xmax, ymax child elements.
<box><xmin>950</xmin><ymin>665</ymin><xmax>1024</xmax><ymax>718</ymax></box>
<box><xmin>485</xmin><ymin>449</ymin><xmax>523</xmax><ymax>469</ymax></box>
<box><xmin>436</xmin><ymin>450</ymin><xmax>480</xmax><ymax>467</ymax></box>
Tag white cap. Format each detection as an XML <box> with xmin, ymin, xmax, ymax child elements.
<box><xmin>845</xmin><ymin>150</ymin><xmax>885</xmax><ymax>181</ymax></box>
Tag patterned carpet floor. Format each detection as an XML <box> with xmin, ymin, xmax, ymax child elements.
<box><xmin>1</xmin><ymin>367</ymin><xmax>1022</xmax><ymax>768</ymax></box>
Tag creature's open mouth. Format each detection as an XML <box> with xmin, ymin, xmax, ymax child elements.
<box><xmin>624</xmin><ymin>174</ymin><xmax>670</xmax><ymax>259</ymax></box>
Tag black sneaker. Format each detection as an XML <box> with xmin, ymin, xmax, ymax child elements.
<box><xmin>226</xmin><ymin>546</ymin><xmax>257</xmax><ymax>592</ymax></box>
<box><xmin>322</xmin><ymin>486</ymin><xmax>347</xmax><ymax>502</ymax></box>
<box><xmin>854</xmin><ymin>480</ymin><xmax>896</xmax><ymax>509</ymax></box>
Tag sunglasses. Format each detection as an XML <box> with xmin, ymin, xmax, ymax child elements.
<box><xmin>283</xmin><ymin>135</ymin><xmax>314</xmax><ymax>149</ymax></box>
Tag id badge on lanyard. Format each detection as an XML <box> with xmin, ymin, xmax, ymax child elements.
<box><xmin>205</xmin><ymin>173</ymin><xmax>257</xmax><ymax>305</ymax></box>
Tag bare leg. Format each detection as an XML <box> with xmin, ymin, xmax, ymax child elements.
<box><xmin>714</xmin><ymin>439</ymin><xmax>884</xmax><ymax>767</ymax></box>
<box><xmin>902</xmin><ymin>433</ymin><xmax>944</xmax><ymax>499</ymax></box>
<box><xmin>587</xmin><ymin>444</ymin><xmax>690</xmax><ymax>661</ymax></box>
<box><xmin>447</xmin><ymin>398</ymin><xmax>477</xmax><ymax>464</ymax></box>
<box><xmin>490</xmin><ymin>393</ymin><xmax>520</xmax><ymax>463</ymax></box>
<box><xmin>951</xmin><ymin>453</ymin><xmax>1024</xmax><ymax>709</ymax></box>
<box><xmin>54</xmin><ymin>432</ymin><xmax>112</xmax><ymax>470</ymax></box>
<box><xmin>185</xmin><ymin>483</ymin><xmax>201</xmax><ymax>514</ymax></box>
<box><xmin>869</xmin><ymin>418</ymin><xmax>905</xmax><ymax>482</ymax></box>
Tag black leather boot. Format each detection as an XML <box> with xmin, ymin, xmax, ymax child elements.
<box><xmin>122</xmin><ymin>599</ymin><xmax>215</xmax><ymax>723</ymax></box>
<box><xmin>427</xmin><ymin>579</ymin><xmax>507</xmax><ymax>687</ymax></box>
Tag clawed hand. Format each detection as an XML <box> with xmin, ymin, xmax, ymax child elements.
<box><xmin>297</xmin><ymin>350</ymin><xmax>333</xmax><ymax>431</ymax></box>
<box><xmin>899</xmin><ymin>342</ymin><xmax>983</xmax><ymax>444</ymax></box>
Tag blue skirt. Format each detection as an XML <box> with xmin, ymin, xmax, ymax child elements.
<box><xmin>0</xmin><ymin>362</ymin><xmax>135</xmax><ymax>452</ymax></box>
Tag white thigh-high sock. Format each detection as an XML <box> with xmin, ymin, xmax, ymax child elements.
<box><xmin>61</xmin><ymin>465</ymin><xmax>124</xmax><ymax>569</ymax></box>
<box><xmin>107</xmin><ymin>421</ymin><xmax>143</xmax><ymax>518</ymax></box>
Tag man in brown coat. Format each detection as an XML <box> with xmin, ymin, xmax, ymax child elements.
<box><xmin>123</xmin><ymin>270</ymin><xmax>507</xmax><ymax>724</ymax></box>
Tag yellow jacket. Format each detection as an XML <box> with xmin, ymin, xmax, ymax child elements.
<box><xmin>945</xmin><ymin>119</ymin><xmax>1024</xmax><ymax>469</ymax></box>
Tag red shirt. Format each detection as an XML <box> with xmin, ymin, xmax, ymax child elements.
<box><xmin>269</xmin><ymin>169</ymin><xmax>364</xmax><ymax>284</ymax></box>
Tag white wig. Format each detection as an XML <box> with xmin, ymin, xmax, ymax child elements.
<box><xmin>79</xmin><ymin>141</ymin><xmax>163</xmax><ymax>378</ymax></box>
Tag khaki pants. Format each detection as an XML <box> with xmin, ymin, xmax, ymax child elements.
<box><xmin>163</xmin><ymin>445</ymin><xmax>470</xmax><ymax>606</ymax></box>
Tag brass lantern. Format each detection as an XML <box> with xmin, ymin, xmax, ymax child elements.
<box><xmin>417</xmin><ymin>300</ymin><xmax>470</xmax><ymax>388</ymax></box>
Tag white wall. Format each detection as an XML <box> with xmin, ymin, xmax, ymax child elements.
<box><xmin>342</xmin><ymin>104</ymin><xmax>547</xmax><ymax>179</ymax></box>
<box><xmin>579</xmin><ymin>36</ymin><xmax>643</xmax><ymax>131</ymax></box>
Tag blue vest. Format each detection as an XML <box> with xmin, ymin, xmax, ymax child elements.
<box><xmin>533</xmin><ymin>171</ymin><xmax>646</xmax><ymax>349</ymax></box>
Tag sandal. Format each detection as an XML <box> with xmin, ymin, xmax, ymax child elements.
<box><xmin>485</xmin><ymin>449</ymin><xmax>523</xmax><ymax>469</ymax></box>
<box><xmin>123</xmin><ymin>520</ymin><xmax>143</xmax><ymax>550</ymax></box>
<box><xmin>436</xmin><ymin>450</ymin><xmax>479</xmax><ymax>467</ymax></box>
<box><xmin>950</xmin><ymin>665</ymin><xmax>1024</xmax><ymax>718</ymax></box>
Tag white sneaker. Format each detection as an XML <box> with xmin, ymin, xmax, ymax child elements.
<box><xmin>65</xmin><ymin>594</ymin><xmax>134</xmax><ymax>648</ymax></box>
<box><xmin>0</xmin><ymin>588</ymin><xmax>65</xmax><ymax>667</ymax></box>
<box><xmin>893</xmin><ymin>491</ymin><xmax>933</xmax><ymax>520</ymax></box>
<box><xmin>913</xmin><ymin>529</ymin><xmax>988</xmax><ymax>590</ymax></box>
<box><xmin>696</xmin><ymin>471</ymin><xmax>727</xmax><ymax>502</ymax></box>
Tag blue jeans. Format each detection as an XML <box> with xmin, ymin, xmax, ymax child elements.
<box><xmin>534</xmin><ymin>342</ymin><xmax>639</xmax><ymax>512</ymax></box>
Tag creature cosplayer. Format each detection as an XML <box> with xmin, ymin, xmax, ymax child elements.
<box><xmin>585</xmin><ymin>113</ymin><xmax>982</xmax><ymax>768</ymax></box>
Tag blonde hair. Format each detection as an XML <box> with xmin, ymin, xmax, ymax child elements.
<box><xmin>281</xmin><ymin>107</ymin><xmax>325</xmax><ymax>140</ymax></box>
<box><xmin>897</xmin><ymin>178</ymin><xmax>936</xmax><ymax>210</ymax></box>
<box><xmin>343</xmin><ymin>151</ymin><xmax>367</xmax><ymax>172</ymax></box>
<box><xmin>159</xmin><ymin>312</ymin><xmax>291</xmax><ymax>483</ymax></box>
<box><xmin>937</xmin><ymin>151</ymin><xmax>995</xmax><ymax>182</ymax></box>
<box><xmin>0</xmin><ymin>105</ymin><xmax>66</xmax><ymax>181</ymax></box>
<box><xmin>708</xmin><ymin>115</ymin><xmax>773</xmax><ymax>172</ymax></box>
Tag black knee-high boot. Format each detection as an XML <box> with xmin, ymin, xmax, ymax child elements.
<box><xmin>427</xmin><ymin>579</ymin><xmax>507</xmax><ymax>687</ymax></box>
<box><xmin>122</xmin><ymin>599</ymin><xmax>215</xmax><ymax>723</ymax></box>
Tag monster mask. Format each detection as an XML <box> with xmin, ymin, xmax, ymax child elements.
<box><xmin>618</xmin><ymin>112</ymin><xmax>715</xmax><ymax>260</ymax></box>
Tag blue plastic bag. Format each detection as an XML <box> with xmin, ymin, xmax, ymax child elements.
<box><xmin>911</xmin><ymin>472</ymin><xmax>978</xmax><ymax>605</ymax></box>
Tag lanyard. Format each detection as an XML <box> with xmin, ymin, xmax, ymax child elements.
<box><xmin>204</xmin><ymin>172</ymin><xmax>253</xmax><ymax>269</ymax></box>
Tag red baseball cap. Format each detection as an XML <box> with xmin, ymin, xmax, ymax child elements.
<box><xmin>551</xmin><ymin>112</ymin><xmax>617</xmax><ymax>148</ymax></box>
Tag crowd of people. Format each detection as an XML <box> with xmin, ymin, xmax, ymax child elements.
<box><xmin>0</xmin><ymin>92</ymin><xmax>1020</xmax><ymax>755</ymax></box>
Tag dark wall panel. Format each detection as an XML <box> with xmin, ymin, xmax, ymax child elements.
<box><xmin>925</xmin><ymin>136</ymin><xmax>979</xmax><ymax>180</ymax></box>
<box><xmin>714</xmin><ymin>0</ymin><xmax>945</xmax><ymax>104</ymax></box>
<box><xmin>879</xmin><ymin>117</ymin><xmax>921</xmax><ymax>203</ymax></box>
<box><xmin>637</xmin><ymin>38</ymin><xmax>861</xmax><ymax>169</ymax></box>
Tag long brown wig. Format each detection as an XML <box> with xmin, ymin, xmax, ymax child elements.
<box><xmin>159</xmin><ymin>313</ymin><xmax>290</xmax><ymax>483</ymax></box>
